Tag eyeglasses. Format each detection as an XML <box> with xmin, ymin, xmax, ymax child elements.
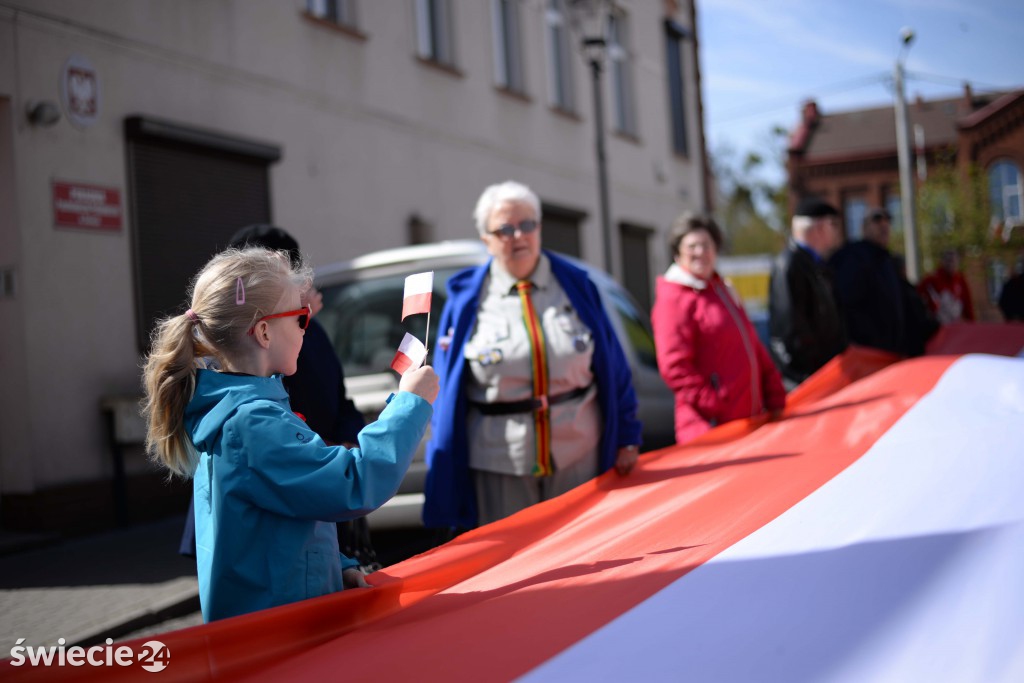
<box><xmin>870</xmin><ymin>210</ymin><xmax>892</xmax><ymax>222</ymax></box>
<box><xmin>488</xmin><ymin>219</ymin><xmax>539</xmax><ymax>240</ymax></box>
<box><xmin>247</xmin><ymin>304</ymin><xmax>311</xmax><ymax>335</ymax></box>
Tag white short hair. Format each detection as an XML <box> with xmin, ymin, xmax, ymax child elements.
<box><xmin>472</xmin><ymin>180</ymin><xmax>542</xmax><ymax>235</ymax></box>
<box><xmin>791</xmin><ymin>215</ymin><xmax>814</xmax><ymax>236</ymax></box>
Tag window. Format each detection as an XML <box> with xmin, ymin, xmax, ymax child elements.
<box><xmin>415</xmin><ymin>0</ymin><xmax>456</xmax><ymax>67</ymax></box>
<box><xmin>608</xmin><ymin>11</ymin><xmax>637</xmax><ymax>136</ymax></box>
<box><xmin>492</xmin><ymin>0</ymin><xmax>525</xmax><ymax>93</ymax></box>
<box><xmin>885</xmin><ymin>191</ymin><xmax>902</xmax><ymax>234</ymax></box>
<box><xmin>989</xmin><ymin>159</ymin><xmax>1022</xmax><ymax>227</ymax></box>
<box><xmin>540</xmin><ymin>203</ymin><xmax>585</xmax><ymax>257</ymax></box>
<box><xmin>544</xmin><ymin>0</ymin><xmax>575</xmax><ymax>113</ymax></box>
<box><xmin>619</xmin><ymin>223</ymin><xmax>653</xmax><ymax>313</ymax></box>
<box><xmin>664</xmin><ymin>19</ymin><xmax>689</xmax><ymax>156</ymax></box>
<box><xmin>843</xmin><ymin>195</ymin><xmax>867</xmax><ymax>241</ymax></box>
<box><xmin>306</xmin><ymin>0</ymin><xmax>358</xmax><ymax>28</ymax></box>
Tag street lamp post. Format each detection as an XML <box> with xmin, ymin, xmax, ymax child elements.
<box><xmin>588</xmin><ymin>48</ymin><xmax>614</xmax><ymax>276</ymax></box>
<box><xmin>567</xmin><ymin>0</ymin><xmax>615</xmax><ymax>276</ymax></box>
<box><xmin>894</xmin><ymin>28</ymin><xmax>921</xmax><ymax>282</ymax></box>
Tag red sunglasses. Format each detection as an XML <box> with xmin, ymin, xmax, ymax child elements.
<box><xmin>247</xmin><ymin>304</ymin><xmax>311</xmax><ymax>335</ymax></box>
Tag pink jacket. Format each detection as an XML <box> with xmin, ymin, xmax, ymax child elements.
<box><xmin>651</xmin><ymin>265</ymin><xmax>786</xmax><ymax>444</ymax></box>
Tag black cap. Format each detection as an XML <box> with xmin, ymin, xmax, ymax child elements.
<box><xmin>228</xmin><ymin>224</ymin><xmax>301</xmax><ymax>268</ymax></box>
<box><xmin>794</xmin><ymin>197</ymin><xmax>839</xmax><ymax>218</ymax></box>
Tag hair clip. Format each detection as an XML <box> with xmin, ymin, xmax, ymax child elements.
<box><xmin>236</xmin><ymin>276</ymin><xmax>246</xmax><ymax>305</ymax></box>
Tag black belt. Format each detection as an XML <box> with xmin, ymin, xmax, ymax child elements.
<box><xmin>470</xmin><ymin>384</ymin><xmax>592</xmax><ymax>415</ymax></box>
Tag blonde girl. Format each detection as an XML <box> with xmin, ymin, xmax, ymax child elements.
<box><xmin>143</xmin><ymin>247</ymin><xmax>437</xmax><ymax>621</ymax></box>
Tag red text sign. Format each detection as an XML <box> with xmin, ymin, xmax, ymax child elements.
<box><xmin>53</xmin><ymin>181</ymin><xmax>122</xmax><ymax>231</ymax></box>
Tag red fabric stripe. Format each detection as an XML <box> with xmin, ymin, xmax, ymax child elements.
<box><xmin>925</xmin><ymin>321</ymin><xmax>1024</xmax><ymax>356</ymax></box>
<box><xmin>389</xmin><ymin>350</ymin><xmax>413</xmax><ymax>374</ymax></box>
<box><xmin>244</xmin><ymin>354</ymin><xmax>955</xmax><ymax>682</ymax></box>
<box><xmin>11</xmin><ymin>350</ymin><xmax>961</xmax><ymax>682</ymax></box>
<box><xmin>401</xmin><ymin>292</ymin><xmax>432</xmax><ymax>320</ymax></box>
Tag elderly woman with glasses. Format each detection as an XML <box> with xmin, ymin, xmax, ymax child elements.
<box><xmin>424</xmin><ymin>180</ymin><xmax>643</xmax><ymax>530</ymax></box>
<box><xmin>651</xmin><ymin>212</ymin><xmax>785</xmax><ymax>445</ymax></box>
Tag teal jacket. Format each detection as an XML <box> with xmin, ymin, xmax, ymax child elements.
<box><xmin>186</xmin><ymin>370</ymin><xmax>431</xmax><ymax>622</ymax></box>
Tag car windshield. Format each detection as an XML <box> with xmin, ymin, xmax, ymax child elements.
<box><xmin>317</xmin><ymin>267</ymin><xmax>462</xmax><ymax>377</ymax></box>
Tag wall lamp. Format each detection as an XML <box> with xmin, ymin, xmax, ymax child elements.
<box><xmin>26</xmin><ymin>100</ymin><xmax>62</xmax><ymax>127</ymax></box>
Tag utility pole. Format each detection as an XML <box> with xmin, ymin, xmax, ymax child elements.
<box><xmin>894</xmin><ymin>28</ymin><xmax>921</xmax><ymax>282</ymax></box>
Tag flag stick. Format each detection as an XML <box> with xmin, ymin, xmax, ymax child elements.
<box><xmin>424</xmin><ymin>307</ymin><xmax>431</xmax><ymax>366</ymax></box>
<box><xmin>423</xmin><ymin>271</ymin><xmax>433</xmax><ymax>365</ymax></box>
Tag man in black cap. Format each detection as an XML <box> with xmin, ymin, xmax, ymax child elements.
<box><xmin>768</xmin><ymin>198</ymin><xmax>848</xmax><ymax>389</ymax></box>
<box><xmin>829</xmin><ymin>208</ymin><xmax>907</xmax><ymax>355</ymax></box>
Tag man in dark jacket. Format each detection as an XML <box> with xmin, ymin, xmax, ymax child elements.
<box><xmin>829</xmin><ymin>208</ymin><xmax>906</xmax><ymax>354</ymax></box>
<box><xmin>768</xmin><ymin>198</ymin><xmax>847</xmax><ymax>389</ymax></box>
<box><xmin>999</xmin><ymin>257</ymin><xmax>1024</xmax><ymax>322</ymax></box>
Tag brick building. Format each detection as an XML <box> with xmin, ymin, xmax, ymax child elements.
<box><xmin>786</xmin><ymin>85</ymin><xmax>1024</xmax><ymax>319</ymax></box>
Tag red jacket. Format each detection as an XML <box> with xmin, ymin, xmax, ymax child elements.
<box><xmin>652</xmin><ymin>266</ymin><xmax>786</xmax><ymax>445</ymax></box>
<box><xmin>918</xmin><ymin>268</ymin><xmax>974</xmax><ymax>323</ymax></box>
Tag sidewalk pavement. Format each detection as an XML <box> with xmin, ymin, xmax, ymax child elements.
<box><xmin>0</xmin><ymin>515</ymin><xmax>201</xmax><ymax>650</ymax></box>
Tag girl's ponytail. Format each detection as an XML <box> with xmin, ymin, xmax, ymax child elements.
<box><xmin>142</xmin><ymin>311</ymin><xmax>203</xmax><ymax>476</ymax></box>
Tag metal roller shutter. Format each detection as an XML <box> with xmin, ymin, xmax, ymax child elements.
<box><xmin>125</xmin><ymin>116</ymin><xmax>281</xmax><ymax>351</ymax></box>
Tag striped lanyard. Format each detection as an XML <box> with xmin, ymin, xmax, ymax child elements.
<box><xmin>516</xmin><ymin>279</ymin><xmax>553</xmax><ymax>477</ymax></box>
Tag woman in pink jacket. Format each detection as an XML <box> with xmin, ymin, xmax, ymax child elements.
<box><xmin>651</xmin><ymin>213</ymin><xmax>785</xmax><ymax>444</ymax></box>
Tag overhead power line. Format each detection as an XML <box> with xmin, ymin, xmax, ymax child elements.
<box><xmin>904</xmin><ymin>70</ymin><xmax>1009</xmax><ymax>93</ymax></box>
<box><xmin>712</xmin><ymin>72</ymin><xmax>889</xmax><ymax>124</ymax></box>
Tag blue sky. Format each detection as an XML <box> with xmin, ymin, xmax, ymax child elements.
<box><xmin>696</xmin><ymin>0</ymin><xmax>1024</xmax><ymax>181</ymax></box>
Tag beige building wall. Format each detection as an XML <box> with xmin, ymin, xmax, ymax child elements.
<box><xmin>0</xmin><ymin>0</ymin><xmax>707</xmax><ymax>511</ymax></box>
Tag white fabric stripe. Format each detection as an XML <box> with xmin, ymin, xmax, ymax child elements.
<box><xmin>396</xmin><ymin>332</ymin><xmax>426</xmax><ymax>359</ymax></box>
<box><xmin>403</xmin><ymin>271</ymin><xmax>434</xmax><ymax>297</ymax></box>
<box><xmin>521</xmin><ymin>355</ymin><xmax>1024</xmax><ymax>683</ymax></box>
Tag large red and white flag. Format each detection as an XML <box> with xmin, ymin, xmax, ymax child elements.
<box><xmin>389</xmin><ymin>332</ymin><xmax>426</xmax><ymax>374</ymax></box>
<box><xmin>401</xmin><ymin>271</ymin><xmax>433</xmax><ymax>320</ymax></box>
<box><xmin>22</xmin><ymin>326</ymin><xmax>1023</xmax><ymax>682</ymax></box>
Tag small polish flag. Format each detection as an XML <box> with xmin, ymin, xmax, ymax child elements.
<box><xmin>402</xmin><ymin>271</ymin><xmax>434</xmax><ymax>320</ymax></box>
<box><xmin>391</xmin><ymin>333</ymin><xmax>427</xmax><ymax>374</ymax></box>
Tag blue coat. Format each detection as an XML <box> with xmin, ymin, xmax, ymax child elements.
<box><xmin>423</xmin><ymin>251</ymin><xmax>642</xmax><ymax>529</ymax></box>
<box><xmin>186</xmin><ymin>370</ymin><xmax>431</xmax><ymax>621</ymax></box>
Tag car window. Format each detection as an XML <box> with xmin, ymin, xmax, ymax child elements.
<box><xmin>605</xmin><ymin>287</ymin><xmax>658</xmax><ymax>370</ymax></box>
<box><xmin>317</xmin><ymin>267</ymin><xmax>460</xmax><ymax>377</ymax></box>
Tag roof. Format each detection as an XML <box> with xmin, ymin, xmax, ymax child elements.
<box><xmin>958</xmin><ymin>89</ymin><xmax>1024</xmax><ymax>129</ymax></box>
<box><xmin>806</xmin><ymin>97</ymin><xmax>963</xmax><ymax>158</ymax></box>
<box><xmin>794</xmin><ymin>90</ymin><xmax>1012</xmax><ymax>161</ymax></box>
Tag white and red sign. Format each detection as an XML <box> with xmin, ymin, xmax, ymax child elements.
<box><xmin>390</xmin><ymin>332</ymin><xmax>427</xmax><ymax>374</ymax></box>
<box><xmin>401</xmin><ymin>271</ymin><xmax>433</xmax><ymax>320</ymax></box>
<box><xmin>52</xmin><ymin>181</ymin><xmax>122</xmax><ymax>232</ymax></box>
<box><xmin>60</xmin><ymin>55</ymin><xmax>100</xmax><ymax>128</ymax></box>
